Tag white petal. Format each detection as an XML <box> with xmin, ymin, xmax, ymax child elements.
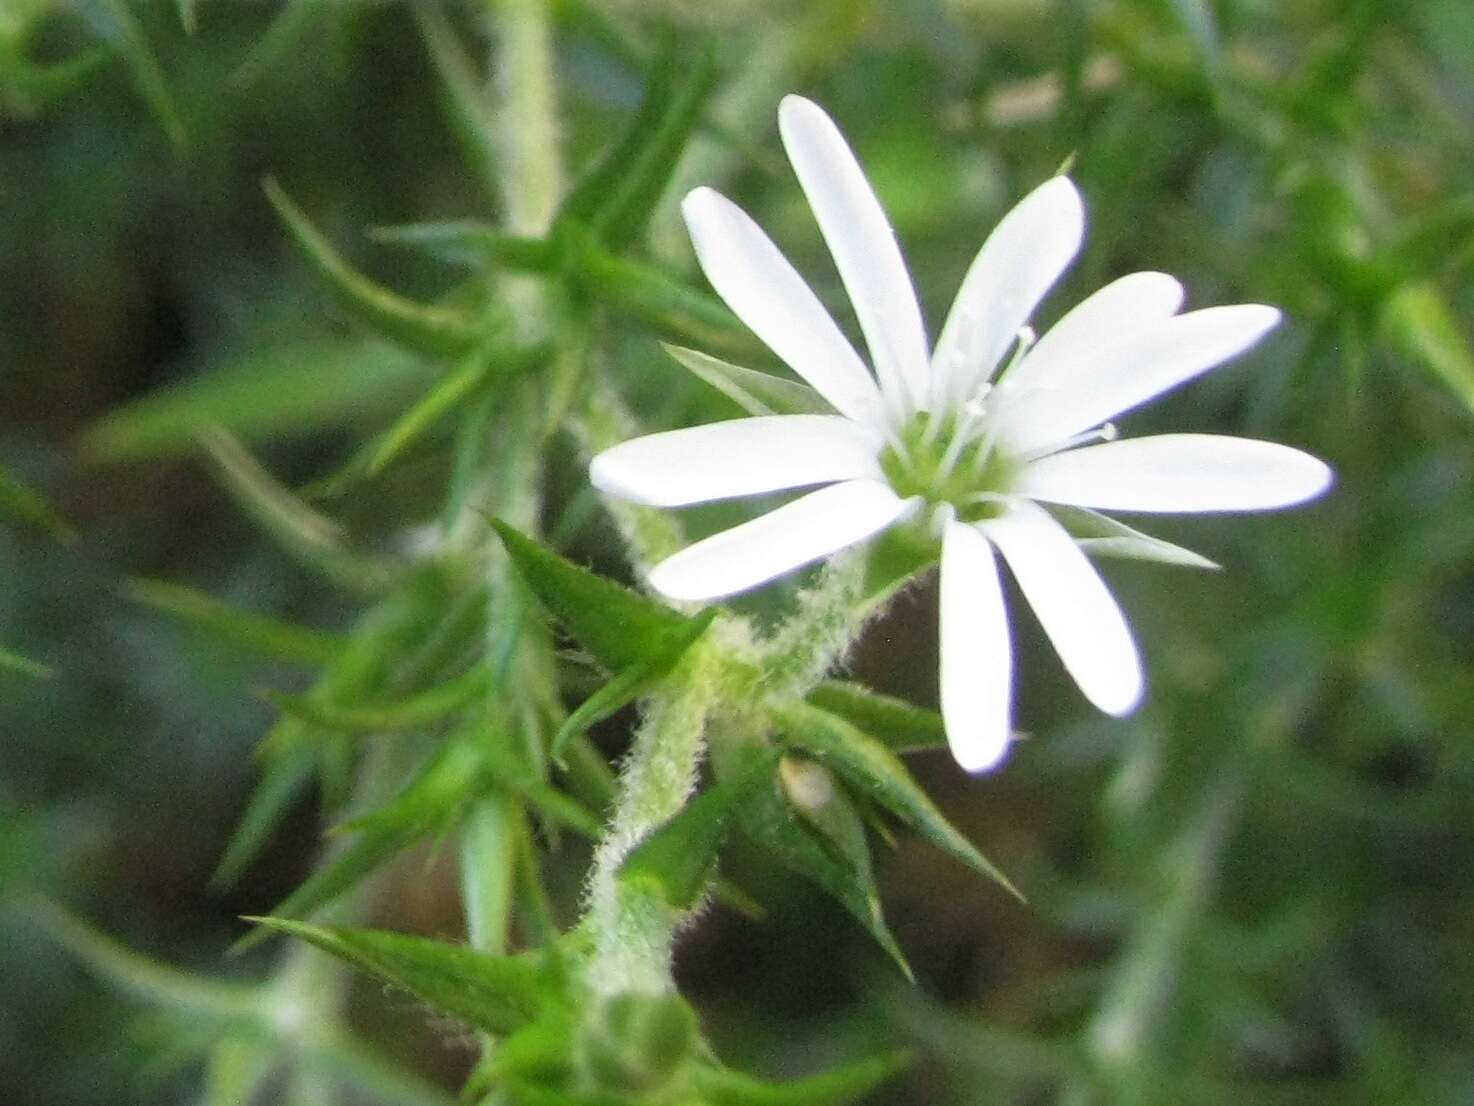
<box><xmin>1017</xmin><ymin>434</ymin><xmax>1334</xmax><ymax>513</ymax></box>
<box><xmin>590</xmin><ymin>415</ymin><xmax>882</xmax><ymax>507</ymax></box>
<box><xmin>681</xmin><ymin>187</ymin><xmax>884</xmax><ymax>424</ymax></box>
<box><xmin>939</xmin><ymin>520</ymin><xmax>1013</xmax><ymax>773</ymax></box>
<box><xmin>982</xmin><ymin>500</ymin><xmax>1142</xmax><ymax>716</ymax></box>
<box><xmin>1002</xmin><ymin>271</ymin><xmax>1183</xmax><ymax>397</ymax></box>
<box><xmin>648</xmin><ymin>480</ymin><xmax>912</xmax><ymax>601</ymax></box>
<box><xmin>778</xmin><ymin>96</ymin><xmax>930</xmax><ymax>414</ymax></box>
<box><xmin>931</xmin><ymin>176</ymin><xmax>1085</xmax><ymax>409</ymax></box>
<box><xmin>1001</xmin><ymin>304</ymin><xmax>1281</xmax><ymax>455</ymax></box>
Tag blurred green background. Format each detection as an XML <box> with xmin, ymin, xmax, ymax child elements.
<box><xmin>4</xmin><ymin>1</ymin><xmax>1474</xmax><ymax>1103</ymax></box>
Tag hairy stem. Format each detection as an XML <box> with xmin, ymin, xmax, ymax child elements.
<box><xmin>583</xmin><ymin>645</ymin><xmax>719</xmax><ymax>996</ymax></box>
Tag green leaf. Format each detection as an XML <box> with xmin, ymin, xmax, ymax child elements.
<box><xmin>231</xmin><ymin>0</ymin><xmax>328</xmax><ymax>88</ymax></box>
<box><xmin>200</xmin><ymin>1038</ymin><xmax>273</xmax><ymax>1106</ymax></box>
<box><xmin>124</xmin><ymin>578</ymin><xmax>345</xmax><ymax>665</ymax></box>
<box><xmin>411</xmin><ymin>1</ymin><xmax>500</xmax><ymax>205</ymax></box>
<box><xmin>24</xmin><ymin>895</ymin><xmax>257</xmax><ymax>1018</ymax></box>
<box><xmin>773</xmin><ymin>702</ymin><xmax>1019</xmax><ymax>899</ymax></box>
<box><xmin>81</xmin><ymin>0</ymin><xmax>186</xmax><ymax>145</ymax></box>
<box><xmin>85</xmin><ymin>336</ymin><xmax>426</xmax><ymax>460</ymax></box>
<box><xmin>1381</xmin><ymin>280</ymin><xmax>1474</xmax><ymax>414</ymax></box>
<box><xmin>489</xmin><ymin>519</ymin><xmax>694</xmax><ymax>672</ymax></box>
<box><xmin>264</xmin><ymin>178</ymin><xmax>481</xmax><ymax>356</ymax></box>
<box><xmin>199</xmin><ymin>427</ymin><xmax>397</xmax><ymax>594</ymax></box>
<box><xmin>370</xmin><ymin>221</ymin><xmax>554</xmax><ymax>272</ymax></box>
<box><xmin>211</xmin><ymin>745</ymin><xmax>316</xmax><ymax>890</ymax></box>
<box><xmin>551</xmin><ymin>608</ymin><xmax>717</xmax><ymax>762</ymax></box>
<box><xmin>234</xmin><ymin>743</ymin><xmax>489</xmax><ymax>952</ymax></box>
<box><xmin>734</xmin><ymin>751</ymin><xmax>909</xmax><ymax>976</ymax></box>
<box><xmin>0</xmin><ymin>464</ymin><xmax>74</xmax><ymax>542</ymax></box>
<box><xmin>664</xmin><ymin>344</ymin><xmax>828</xmax><ymax>418</ymax></box>
<box><xmin>245</xmin><ymin>918</ymin><xmax>547</xmax><ymax>1035</ymax></box>
<box><xmin>806</xmin><ymin>682</ymin><xmax>946</xmax><ymax>754</ymax></box>
<box><xmin>576</xmin><ymin>245</ymin><xmax>765</xmax><ymax>363</ymax></box>
<box><xmin>1050</xmin><ymin>505</ymin><xmax>1220</xmax><ymax>571</ymax></box>
<box><xmin>557</xmin><ymin>38</ymin><xmax>718</xmax><ymax>250</ymax></box>
<box><xmin>0</xmin><ymin>644</ymin><xmax>53</xmax><ymax>679</ymax></box>
<box><xmin>693</xmin><ymin>1051</ymin><xmax>913</xmax><ymax>1106</ymax></box>
<box><xmin>619</xmin><ymin>750</ymin><xmax>777</xmax><ymax>911</ymax></box>
<box><xmin>266</xmin><ymin>663</ymin><xmax>492</xmax><ymax>733</ymax></box>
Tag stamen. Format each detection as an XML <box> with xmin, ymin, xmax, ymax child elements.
<box><xmin>1020</xmin><ymin>422</ymin><xmax>1119</xmax><ymax>463</ymax></box>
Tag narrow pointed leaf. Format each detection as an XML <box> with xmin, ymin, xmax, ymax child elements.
<box><xmin>211</xmin><ymin>745</ymin><xmax>315</xmax><ymax>890</ymax></box>
<box><xmin>0</xmin><ymin>465</ymin><xmax>74</xmax><ymax>542</ymax></box>
<box><xmin>576</xmin><ymin>245</ymin><xmax>765</xmax><ymax>362</ymax></box>
<box><xmin>125</xmin><ymin>578</ymin><xmax>346</xmax><ymax>665</ymax></box>
<box><xmin>0</xmin><ymin>645</ymin><xmax>53</xmax><ymax>679</ymax></box>
<box><xmin>665</xmin><ymin>344</ymin><xmax>829</xmax><ymax>418</ymax></box>
<box><xmin>619</xmin><ymin>750</ymin><xmax>777</xmax><ymax>911</ymax></box>
<box><xmin>25</xmin><ymin>896</ymin><xmax>257</xmax><ymax>1018</ymax></box>
<box><xmin>370</xmin><ymin>221</ymin><xmax>554</xmax><ymax>272</ymax></box>
<box><xmin>806</xmin><ymin>682</ymin><xmax>946</xmax><ymax>754</ymax></box>
<box><xmin>365</xmin><ymin>350</ymin><xmax>503</xmax><ymax>477</ymax></box>
<box><xmin>84</xmin><ymin>337</ymin><xmax>426</xmax><ymax>460</ymax></box>
<box><xmin>200</xmin><ymin>427</ymin><xmax>397</xmax><ymax>593</ymax></box>
<box><xmin>81</xmin><ymin>0</ymin><xmax>186</xmax><ymax>145</ymax></box>
<box><xmin>266</xmin><ymin>664</ymin><xmax>493</xmax><ymax>733</ymax></box>
<box><xmin>774</xmin><ymin>702</ymin><xmax>1019</xmax><ymax>899</ymax></box>
<box><xmin>593</xmin><ymin>40</ymin><xmax>719</xmax><ymax>250</ymax></box>
<box><xmin>1381</xmin><ymin>280</ymin><xmax>1474</xmax><ymax>413</ymax></box>
<box><xmin>557</xmin><ymin>36</ymin><xmax>717</xmax><ymax>248</ymax></box>
<box><xmin>1050</xmin><ymin>505</ymin><xmax>1220</xmax><ymax>570</ymax></box>
<box><xmin>551</xmin><ymin>608</ymin><xmax>717</xmax><ymax>762</ymax></box>
<box><xmin>490</xmin><ymin>519</ymin><xmax>695</xmax><ymax>672</ymax></box>
<box><xmin>234</xmin><ymin>744</ymin><xmax>488</xmax><ymax>949</ymax></box>
<box><xmin>693</xmin><ymin>1051</ymin><xmax>913</xmax><ymax>1106</ymax></box>
<box><xmin>245</xmin><ymin>918</ymin><xmax>546</xmax><ymax>1035</ymax></box>
<box><xmin>231</xmin><ymin>0</ymin><xmax>328</xmax><ymax>87</ymax></box>
<box><xmin>264</xmin><ymin>178</ymin><xmax>480</xmax><ymax>356</ymax></box>
<box><xmin>2</xmin><ymin>50</ymin><xmax>111</xmax><ymax>113</ymax></box>
<box><xmin>412</xmin><ymin>1</ymin><xmax>500</xmax><ymax>204</ymax></box>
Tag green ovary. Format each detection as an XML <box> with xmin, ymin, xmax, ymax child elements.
<box><xmin>879</xmin><ymin>411</ymin><xmax>1018</xmax><ymax>523</ymax></box>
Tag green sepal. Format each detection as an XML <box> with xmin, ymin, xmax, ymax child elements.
<box><xmin>84</xmin><ymin>337</ymin><xmax>426</xmax><ymax>461</ymax></box>
<box><xmin>773</xmin><ymin>702</ymin><xmax>1019</xmax><ymax>899</ymax></box>
<box><xmin>733</xmin><ymin>750</ymin><xmax>910</xmax><ymax>977</ymax></box>
<box><xmin>552</xmin><ymin>608</ymin><xmax>717</xmax><ymax>763</ymax></box>
<box><xmin>489</xmin><ymin>519</ymin><xmax>696</xmax><ymax>672</ymax></box>
<box><xmin>619</xmin><ymin>749</ymin><xmax>778</xmax><ymax>912</ymax></box>
<box><xmin>805</xmin><ymin>682</ymin><xmax>945</xmax><ymax>754</ymax></box>
<box><xmin>264</xmin><ymin>178</ymin><xmax>481</xmax><ymax>357</ymax></box>
<box><xmin>665</xmin><ymin>344</ymin><xmax>829</xmax><ymax>418</ymax></box>
<box><xmin>370</xmin><ymin>221</ymin><xmax>555</xmax><ymax>272</ymax></box>
<box><xmin>244</xmin><ymin>918</ymin><xmax>548</xmax><ymax>1036</ymax></box>
<box><xmin>0</xmin><ymin>465</ymin><xmax>74</xmax><ymax>542</ymax></box>
<box><xmin>861</xmin><ymin>525</ymin><xmax>938</xmax><ymax>610</ymax></box>
<box><xmin>557</xmin><ymin>37</ymin><xmax>718</xmax><ymax>250</ymax></box>
<box><xmin>125</xmin><ymin>578</ymin><xmax>346</xmax><ymax>665</ymax></box>
<box><xmin>692</xmin><ymin>1050</ymin><xmax>913</xmax><ymax>1106</ymax></box>
<box><xmin>1051</xmin><ymin>505</ymin><xmax>1219</xmax><ymax>571</ymax></box>
<box><xmin>265</xmin><ymin>663</ymin><xmax>492</xmax><ymax>733</ymax></box>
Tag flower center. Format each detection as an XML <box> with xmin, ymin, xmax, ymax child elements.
<box><xmin>881</xmin><ymin>404</ymin><xmax>1018</xmax><ymax>523</ymax></box>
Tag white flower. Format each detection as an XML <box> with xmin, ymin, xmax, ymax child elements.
<box><xmin>591</xmin><ymin>95</ymin><xmax>1332</xmax><ymax>774</ymax></box>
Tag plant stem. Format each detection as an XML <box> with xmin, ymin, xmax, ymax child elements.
<box><xmin>583</xmin><ymin>644</ymin><xmax>719</xmax><ymax>996</ymax></box>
